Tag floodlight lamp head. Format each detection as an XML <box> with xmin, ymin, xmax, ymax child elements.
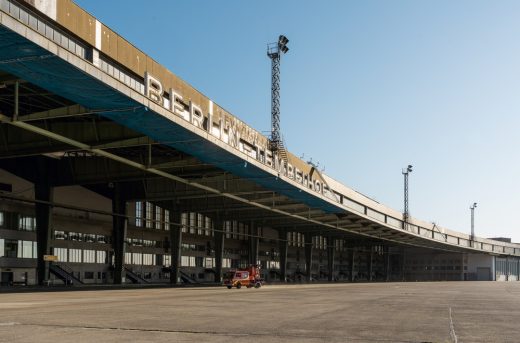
<box><xmin>281</xmin><ymin>46</ymin><xmax>289</xmax><ymax>54</ymax></box>
<box><xmin>407</xmin><ymin>165</ymin><xmax>413</xmax><ymax>172</ymax></box>
<box><xmin>278</xmin><ymin>35</ymin><xmax>289</xmax><ymax>46</ymax></box>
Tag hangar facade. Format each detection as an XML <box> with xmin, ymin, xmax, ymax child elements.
<box><xmin>0</xmin><ymin>0</ymin><xmax>519</xmax><ymax>286</ymax></box>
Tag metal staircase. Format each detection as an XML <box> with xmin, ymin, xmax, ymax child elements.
<box><xmin>49</xmin><ymin>263</ymin><xmax>84</xmax><ymax>285</ymax></box>
<box><xmin>179</xmin><ymin>270</ymin><xmax>197</xmax><ymax>284</ymax></box>
<box><xmin>123</xmin><ymin>266</ymin><xmax>149</xmax><ymax>284</ymax></box>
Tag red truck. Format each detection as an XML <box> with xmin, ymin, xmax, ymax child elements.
<box><xmin>223</xmin><ymin>265</ymin><xmax>263</xmax><ymax>289</ymax></box>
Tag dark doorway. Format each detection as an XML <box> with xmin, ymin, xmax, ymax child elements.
<box><xmin>1</xmin><ymin>271</ymin><xmax>13</xmax><ymax>286</ymax></box>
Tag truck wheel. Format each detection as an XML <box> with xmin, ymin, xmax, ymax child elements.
<box><xmin>236</xmin><ymin>283</ymin><xmax>242</xmax><ymax>289</ymax></box>
<box><xmin>227</xmin><ymin>285</ymin><xmax>232</xmax><ymax>289</ymax></box>
<box><xmin>254</xmin><ymin>282</ymin><xmax>261</xmax><ymax>288</ymax></box>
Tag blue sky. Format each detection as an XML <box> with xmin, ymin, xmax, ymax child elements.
<box><xmin>75</xmin><ymin>0</ymin><xmax>520</xmax><ymax>242</ymax></box>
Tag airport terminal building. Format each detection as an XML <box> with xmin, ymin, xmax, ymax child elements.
<box><xmin>0</xmin><ymin>0</ymin><xmax>519</xmax><ymax>286</ymax></box>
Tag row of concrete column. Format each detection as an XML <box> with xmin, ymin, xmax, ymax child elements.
<box><xmin>33</xmin><ymin>181</ymin><xmax>393</xmax><ymax>285</ymax></box>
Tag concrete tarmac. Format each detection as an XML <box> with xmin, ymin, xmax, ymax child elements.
<box><xmin>0</xmin><ymin>282</ymin><xmax>518</xmax><ymax>342</ymax></box>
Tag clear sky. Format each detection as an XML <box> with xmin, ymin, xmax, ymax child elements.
<box><xmin>75</xmin><ymin>0</ymin><xmax>520</xmax><ymax>242</ymax></box>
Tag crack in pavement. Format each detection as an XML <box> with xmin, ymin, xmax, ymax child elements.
<box><xmin>2</xmin><ymin>322</ymin><xmax>437</xmax><ymax>343</ymax></box>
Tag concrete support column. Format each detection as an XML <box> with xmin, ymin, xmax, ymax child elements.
<box><xmin>327</xmin><ymin>238</ymin><xmax>335</xmax><ymax>282</ymax></box>
<box><xmin>400</xmin><ymin>247</ymin><xmax>406</xmax><ymax>282</ymax></box>
<box><xmin>350</xmin><ymin>248</ymin><xmax>356</xmax><ymax>282</ymax></box>
<box><xmin>111</xmin><ymin>184</ymin><xmax>127</xmax><ymax>285</ymax></box>
<box><xmin>169</xmin><ymin>208</ymin><xmax>182</xmax><ymax>285</ymax></box>
<box><xmin>368</xmin><ymin>246</ymin><xmax>373</xmax><ymax>281</ymax></box>
<box><xmin>248</xmin><ymin>221</ymin><xmax>259</xmax><ymax>266</ymax></box>
<box><xmin>304</xmin><ymin>233</ymin><xmax>313</xmax><ymax>282</ymax></box>
<box><xmin>384</xmin><ymin>246</ymin><xmax>390</xmax><ymax>282</ymax></box>
<box><xmin>35</xmin><ymin>181</ymin><xmax>53</xmax><ymax>286</ymax></box>
<box><xmin>278</xmin><ymin>228</ymin><xmax>288</xmax><ymax>282</ymax></box>
<box><xmin>214</xmin><ymin>216</ymin><xmax>224</xmax><ymax>283</ymax></box>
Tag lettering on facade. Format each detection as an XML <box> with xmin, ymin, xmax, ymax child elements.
<box><xmin>144</xmin><ymin>73</ymin><xmax>334</xmax><ymax>200</ymax></box>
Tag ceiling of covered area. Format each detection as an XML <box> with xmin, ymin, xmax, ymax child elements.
<box><xmin>0</xmin><ymin>69</ymin><xmax>408</xmax><ymax>247</ymax></box>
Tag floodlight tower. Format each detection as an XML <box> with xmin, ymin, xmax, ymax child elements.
<box><xmin>402</xmin><ymin>165</ymin><xmax>413</xmax><ymax>229</ymax></box>
<box><xmin>470</xmin><ymin>202</ymin><xmax>477</xmax><ymax>244</ymax></box>
<box><xmin>267</xmin><ymin>35</ymin><xmax>289</xmax><ymax>153</ymax></box>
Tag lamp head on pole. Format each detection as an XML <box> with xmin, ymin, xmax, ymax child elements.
<box><xmin>402</xmin><ymin>164</ymin><xmax>413</xmax><ymax>175</ymax></box>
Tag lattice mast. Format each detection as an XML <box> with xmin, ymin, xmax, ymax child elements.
<box><xmin>267</xmin><ymin>35</ymin><xmax>289</xmax><ymax>155</ymax></box>
<box><xmin>402</xmin><ymin>165</ymin><xmax>413</xmax><ymax>229</ymax></box>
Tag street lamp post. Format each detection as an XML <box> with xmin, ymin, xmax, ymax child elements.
<box><xmin>470</xmin><ymin>202</ymin><xmax>477</xmax><ymax>246</ymax></box>
<box><xmin>402</xmin><ymin>165</ymin><xmax>413</xmax><ymax>230</ymax></box>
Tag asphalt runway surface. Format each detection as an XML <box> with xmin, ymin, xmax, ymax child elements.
<box><xmin>0</xmin><ymin>282</ymin><xmax>518</xmax><ymax>342</ymax></box>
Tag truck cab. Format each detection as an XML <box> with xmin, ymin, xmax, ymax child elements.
<box><xmin>223</xmin><ymin>265</ymin><xmax>263</xmax><ymax>289</ymax></box>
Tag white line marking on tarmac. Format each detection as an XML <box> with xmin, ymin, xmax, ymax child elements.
<box><xmin>0</xmin><ymin>322</ymin><xmax>19</xmax><ymax>326</ymax></box>
<box><xmin>449</xmin><ymin>307</ymin><xmax>458</xmax><ymax>343</ymax></box>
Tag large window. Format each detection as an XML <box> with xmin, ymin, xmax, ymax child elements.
<box><xmin>135</xmin><ymin>201</ymin><xmax>143</xmax><ymax>227</ymax></box>
<box><xmin>181</xmin><ymin>213</ymin><xmax>188</xmax><ymax>233</ymax></box>
<box><xmin>96</xmin><ymin>251</ymin><xmax>107</xmax><ymax>264</ymax></box>
<box><xmin>4</xmin><ymin>239</ymin><xmax>18</xmax><ymax>258</ymax></box>
<box><xmin>54</xmin><ymin>248</ymin><xmax>67</xmax><ymax>262</ymax></box>
<box><xmin>0</xmin><ymin>239</ymin><xmax>3</xmax><ymax>257</ymax></box>
<box><xmin>204</xmin><ymin>257</ymin><xmax>215</xmax><ymax>268</ymax></box>
<box><xmin>223</xmin><ymin>258</ymin><xmax>231</xmax><ymax>268</ymax></box>
<box><xmin>0</xmin><ymin>212</ymin><xmax>4</xmax><ymax>227</ymax></box>
<box><xmin>145</xmin><ymin>202</ymin><xmax>153</xmax><ymax>229</ymax></box>
<box><xmin>268</xmin><ymin>261</ymin><xmax>280</xmax><ymax>269</ymax></box>
<box><xmin>205</xmin><ymin>217</ymin><xmax>211</xmax><ymax>236</ymax></box>
<box><xmin>224</xmin><ymin>221</ymin><xmax>231</xmax><ymax>239</ymax></box>
<box><xmin>132</xmin><ymin>252</ymin><xmax>142</xmax><ymax>265</ymax></box>
<box><xmin>83</xmin><ymin>250</ymin><xmax>96</xmax><ymax>263</ymax></box>
<box><xmin>18</xmin><ymin>216</ymin><xmax>36</xmax><ymax>231</ymax></box>
<box><xmin>69</xmin><ymin>249</ymin><xmax>82</xmax><ymax>263</ymax></box>
<box><xmin>189</xmin><ymin>213</ymin><xmax>196</xmax><ymax>234</ymax></box>
<box><xmin>181</xmin><ymin>256</ymin><xmax>195</xmax><ymax>267</ymax></box>
<box><xmin>163</xmin><ymin>255</ymin><xmax>171</xmax><ymax>267</ymax></box>
<box><xmin>53</xmin><ymin>230</ymin><xmax>109</xmax><ymax>244</ymax></box>
<box><xmin>18</xmin><ymin>240</ymin><xmax>36</xmax><ymax>258</ymax></box>
<box><xmin>155</xmin><ymin>207</ymin><xmax>162</xmax><ymax>230</ymax></box>
<box><xmin>195</xmin><ymin>256</ymin><xmax>204</xmax><ymax>267</ymax></box>
<box><xmin>164</xmin><ymin>210</ymin><xmax>170</xmax><ymax>231</ymax></box>
<box><xmin>197</xmin><ymin>214</ymin><xmax>204</xmax><ymax>235</ymax></box>
<box><xmin>143</xmin><ymin>254</ymin><xmax>154</xmax><ymax>266</ymax></box>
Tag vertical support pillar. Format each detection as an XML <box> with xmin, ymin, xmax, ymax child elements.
<box><xmin>304</xmin><ymin>233</ymin><xmax>313</xmax><ymax>282</ymax></box>
<box><xmin>327</xmin><ymin>237</ymin><xmax>335</xmax><ymax>282</ymax></box>
<box><xmin>384</xmin><ymin>246</ymin><xmax>390</xmax><ymax>282</ymax></box>
<box><xmin>35</xmin><ymin>180</ymin><xmax>53</xmax><ymax>286</ymax></box>
<box><xmin>350</xmin><ymin>248</ymin><xmax>356</xmax><ymax>282</ymax></box>
<box><xmin>368</xmin><ymin>246</ymin><xmax>373</xmax><ymax>281</ymax></box>
<box><xmin>249</xmin><ymin>221</ymin><xmax>259</xmax><ymax>265</ymax></box>
<box><xmin>169</xmin><ymin>207</ymin><xmax>182</xmax><ymax>285</ymax></box>
<box><xmin>214</xmin><ymin>215</ymin><xmax>224</xmax><ymax>283</ymax></box>
<box><xmin>400</xmin><ymin>247</ymin><xmax>406</xmax><ymax>282</ymax></box>
<box><xmin>14</xmin><ymin>80</ymin><xmax>19</xmax><ymax>121</ymax></box>
<box><xmin>112</xmin><ymin>184</ymin><xmax>127</xmax><ymax>285</ymax></box>
<box><xmin>278</xmin><ymin>228</ymin><xmax>288</xmax><ymax>282</ymax></box>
